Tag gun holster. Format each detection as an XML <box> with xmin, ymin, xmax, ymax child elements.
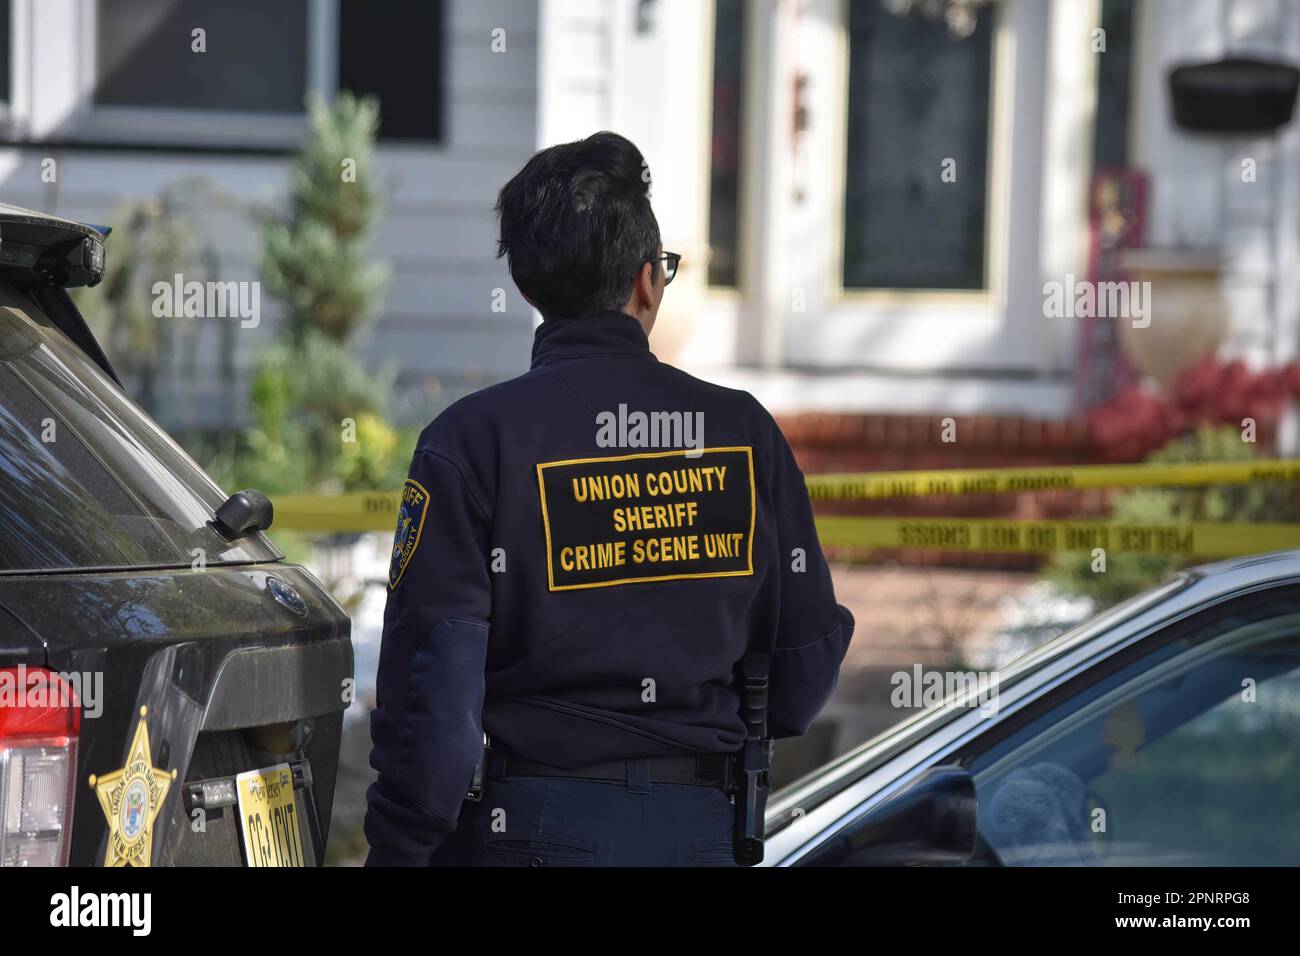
<box><xmin>466</xmin><ymin>732</ymin><xmax>491</xmax><ymax>802</ymax></box>
<box><xmin>732</xmin><ymin>652</ymin><xmax>772</xmax><ymax>866</ymax></box>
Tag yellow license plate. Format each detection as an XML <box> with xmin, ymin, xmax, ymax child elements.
<box><xmin>236</xmin><ymin>763</ymin><xmax>305</xmax><ymax>867</ymax></box>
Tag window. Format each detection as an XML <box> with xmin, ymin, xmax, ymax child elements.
<box><xmin>338</xmin><ymin>0</ymin><xmax>444</xmax><ymax>142</ymax></box>
<box><xmin>0</xmin><ymin>0</ymin><xmax>10</xmax><ymax>105</ymax></box>
<box><xmin>841</xmin><ymin>0</ymin><xmax>994</xmax><ymax>290</ymax></box>
<box><xmin>969</xmin><ymin>590</ymin><xmax>1300</xmax><ymax>866</ymax></box>
<box><xmin>0</xmin><ymin>284</ymin><xmax>279</xmax><ymax>572</ymax></box>
<box><xmin>1092</xmin><ymin>0</ymin><xmax>1134</xmax><ymax>168</ymax></box>
<box><xmin>95</xmin><ymin>0</ymin><xmax>308</xmax><ymax>113</ymax></box>
<box><xmin>81</xmin><ymin>0</ymin><xmax>447</xmax><ymax>148</ymax></box>
<box><xmin>707</xmin><ymin>0</ymin><xmax>746</xmax><ymax>288</ymax></box>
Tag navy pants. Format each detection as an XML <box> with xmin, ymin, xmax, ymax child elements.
<box><xmin>466</xmin><ymin>759</ymin><xmax>738</xmax><ymax>867</ymax></box>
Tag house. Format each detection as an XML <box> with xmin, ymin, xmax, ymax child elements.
<box><xmin>2</xmin><ymin>0</ymin><xmax>1295</xmax><ymax>472</ymax></box>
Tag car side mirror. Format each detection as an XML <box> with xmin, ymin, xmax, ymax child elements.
<box><xmin>804</xmin><ymin>765</ymin><xmax>977</xmax><ymax>866</ymax></box>
<box><xmin>213</xmin><ymin>488</ymin><xmax>274</xmax><ymax>540</ymax></box>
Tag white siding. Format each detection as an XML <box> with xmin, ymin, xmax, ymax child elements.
<box><xmin>537</xmin><ymin>0</ymin><xmax>617</xmax><ymax>145</ymax></box>
<box><xmin>1133</xmin><ymin>0</ymin><xmax>1300</xmax><ymax>370</ymax></box>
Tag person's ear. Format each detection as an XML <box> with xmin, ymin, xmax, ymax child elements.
<box><xmin>635</xmin><ymin>261</ymin><xmax>655</xmax><ymax>310</ymax></box>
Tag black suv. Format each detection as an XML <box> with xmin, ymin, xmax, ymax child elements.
<box><xmin>0</xmin><ymin>204</ymin><xmax>351</xmax><ymax>867</ymax></box>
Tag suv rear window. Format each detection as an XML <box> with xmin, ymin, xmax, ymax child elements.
<box><xmin>0</xmin><ymin>283</ymin><xmax>280</xmax><ymax>572</ymax></box>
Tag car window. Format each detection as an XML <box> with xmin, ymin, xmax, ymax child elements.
<box><xmin>767</xmin><ymin>576</ymin><xmax>1191</xmax><ymax>833</ymax></box>
<box><xmin>0</xmin><ymin>283</ymin><xmax>280</xmax><ymax>572</ymax></box>
<box><xmin>968</xmin><ymin>587</ymin><xmax>1300</xmax><ymax>865</ymax></box>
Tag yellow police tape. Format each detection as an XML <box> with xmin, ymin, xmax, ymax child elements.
<box><xmin>270</xmin><ymin>458</ymin><xmax>1300</xmax><ymax>555</ymax></box>
<box><xmin>804</xmin><ymin>458</ymin><xmax>1300</xmax><ymax>500</ymax></box>
<box><xmin>814</xmin><ymin>517</ymin><xmax>1300</xmax><ymax>557</ymax></box>
<box><xmin>274</xmin><ymin>492</ymin><xmax>406</xmax><ymax>533</ymax></box>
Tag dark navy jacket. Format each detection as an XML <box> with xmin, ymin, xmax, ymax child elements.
<box><xmin>365</xmin><ymin>311</ymin><xmax>854</xmax><ymax>865</ymax></box>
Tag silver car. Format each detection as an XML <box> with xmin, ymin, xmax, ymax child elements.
<box><xmin>765</xmin><ymin>550</ymin><xmax>1300</xmax><ymax>866</ymax></box>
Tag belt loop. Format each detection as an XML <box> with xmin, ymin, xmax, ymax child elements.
<box><xmin>626</xmin><ymin>757</ymin><xmax>651</xmax><ymax>794</ymax></box>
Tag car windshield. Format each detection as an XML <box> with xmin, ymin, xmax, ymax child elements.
<box><xmin>766</xmin><ymin>575</ymin><xmax>1191</xmax><ymax>830</ymax></box>
<box><xmin>0</xmin><ymin>283</ymin><xmax>280</xmax><ymax>572</ymax></box>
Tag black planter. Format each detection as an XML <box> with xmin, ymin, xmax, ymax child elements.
<box><xmin>1169</xmin><ymin>57</ymin><xmax>1300</xmax><ymax>133</ymax></box>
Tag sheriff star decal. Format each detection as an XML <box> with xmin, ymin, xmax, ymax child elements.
<box><xmin>89</xmin><ymin>706</ymin><xmax>175</xmax><ymax>867</ymax></box>
<box><xmin>389</xmin><ymin>478</ymin><xmax>430</xmax><ymax>589</ymax></box>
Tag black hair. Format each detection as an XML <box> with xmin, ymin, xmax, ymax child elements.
<box><xmin>494</xmin><ymin>131</ymin><xmax>661</xmax><ymax>320</ymax></box>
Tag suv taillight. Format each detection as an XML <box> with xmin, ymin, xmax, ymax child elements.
<box><xmin>0</xmin><ymin>667</ymin><xmax>79</xmax><ymax>866</ymax></box>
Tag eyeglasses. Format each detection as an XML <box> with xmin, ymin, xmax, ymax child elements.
<box><xmin>650</xmin><ymin>252</ymin><xmax>682</xmax><ymax>285</ymax></box>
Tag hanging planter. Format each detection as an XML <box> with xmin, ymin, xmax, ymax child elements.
<box><xmin>1169</xmin><ymin>57</ymin><xmax>1300</xmax><ymax>133</ymax></box>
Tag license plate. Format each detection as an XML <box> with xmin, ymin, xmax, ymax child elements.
<box><xmin>236</xmin><ymin>763</ymin><xmax>305</xmax><ymax>867</ymax></box>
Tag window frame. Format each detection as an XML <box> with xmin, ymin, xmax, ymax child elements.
<box><xmin>703</xmin><ymin>0</ymin><xmax>750</xmax><ymax>293</ymax></box>
<box><xmin>0</xmin><ymin>0</ymin><xmax>24</xmax><ymax>137</ymax></box>
<box><xmin>65</xmin><ymin>0</ymin><xmax>334</xmax><ymax>150</ymax></box>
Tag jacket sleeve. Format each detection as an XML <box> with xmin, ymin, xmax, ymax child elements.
<box><xmin>766</xmin><ymin>432</ymin><xmax>855</xmax><ymax>739</ymax></box>
<box><xmin>364</xmin><ymin>447</ymin><xmax>492</xmax><ymax>866</ymax></box>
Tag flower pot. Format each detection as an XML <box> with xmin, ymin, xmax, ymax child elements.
<box><xmin>1116</xmin><ymin>248</ymin><xmax>1228</xmax><ymax>390</ymax></box>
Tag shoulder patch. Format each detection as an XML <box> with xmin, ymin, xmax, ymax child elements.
<box><xmin>389</xmin><ymin>478</ymin><xmax>431</xmax><ymax>589</ymax></box>
<box><xmin>536</xmin><ymin>446</ymin><xmax>755</xmax><ymax>591</ymax></box>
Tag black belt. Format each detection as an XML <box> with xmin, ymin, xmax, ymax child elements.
<box><xmin>486</xmin><ymin>747</ymin><xmax>735</xmax><ymax>791</ymax></box>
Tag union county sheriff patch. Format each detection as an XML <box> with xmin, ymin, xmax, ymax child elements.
<box><xmin>536</xmin><ymin>446</ymin><xmax>756</xmax><ymax>591</ymax></box>
<box><xmin>89</xmin><ymin>706</ymin><xmax>175</xmax><ymax>867</ymax></box>
<box><xmin>389</xmin><ymin>478</ymin><xmax>431</xmax><ymax>589</ymax></box>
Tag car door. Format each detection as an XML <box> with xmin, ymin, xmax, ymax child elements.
<box><xmin>775</xmin><ymin>574</ymin><xmax>1300</xmax><ymax>867</ymax></box>
<box><xmin>961</xmin><ymin>583</ymin><xmax>1300</xmax><ymax>866</ymax></box>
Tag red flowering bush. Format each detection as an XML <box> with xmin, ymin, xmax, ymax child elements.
<box><xmin>1087</xmin><ymin>356</ymin><xmax>1300</xmax><ymax>462</ymax></box>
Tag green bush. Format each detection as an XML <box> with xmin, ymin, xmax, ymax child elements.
<box><xmin>240</xmin><ymin>331</ymin><xmax>395</xmax><ymax>494</ymax></box>
<box><xmin>218</xmin><ymin>91</ymin><xmax>402</xmax><ymax>498</ymax></box>
<box><xmin>260</xmin><ymin>93</ymin><xmax>388</xmax><ymax>344</ymax></box>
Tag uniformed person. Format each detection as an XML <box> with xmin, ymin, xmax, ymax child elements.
<box><xmin>364</xmin><ymin>131</ymin><xmax>854</xmax><ymax>866</ymax></box>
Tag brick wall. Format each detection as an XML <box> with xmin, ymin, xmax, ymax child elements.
<box><xmin>780</xmin><ymin>412</ymin><xmax>1110</xmax><ymax>570</ymax></box>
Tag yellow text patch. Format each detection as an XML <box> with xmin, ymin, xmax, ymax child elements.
<box><xmin>536</xmin><ymin>447</ymin><xmax>756</xmax><ymax>591</ymax></box>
